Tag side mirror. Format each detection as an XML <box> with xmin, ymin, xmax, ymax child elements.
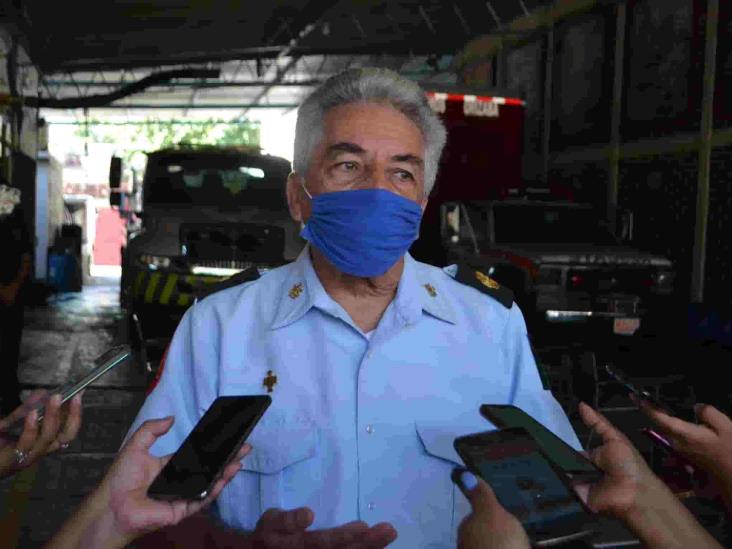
<box><xmin>109</xmin><ymin>156</ymin><xmax>122</xmax><ymax>189</ymax></box>
<box><xmin>618</xmin><ymin>209</ymin><xmax>634</xmax><ymax>242</ymax></box>
<box><xmin>440</xmin><ymin>202</ymin><xmax>462</xmax><ymax>245</ymax></box>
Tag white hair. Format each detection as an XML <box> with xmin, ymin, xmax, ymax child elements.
<box><xmin>293</xmin><ymin>67</ymin><xmax>447</xmax><ymax>196</ymax></box>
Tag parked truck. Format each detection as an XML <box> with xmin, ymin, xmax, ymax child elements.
<box><xmin>110</xmin><ymin>145</ymin><xmax>301</xmax><ymax>371</ymax></box>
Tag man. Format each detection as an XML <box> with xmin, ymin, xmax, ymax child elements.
<box><xmin>0</xmin><ymin>182</ymin><xmax>32</xmax><ymax>416</ymax></box>
<box><xmin>126</xmin><ymin>67</ymin><xmax>581</xmax><ymax>548</ymax></box>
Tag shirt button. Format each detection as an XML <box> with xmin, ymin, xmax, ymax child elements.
<box><xmin>365</xmin><ymin>424</ymin><xmax>374</xmax><ymax>434</ymax></box>
<box><xmin>367</xmin><ymin>502</ymin><xmax>376</xmax><ymax>511</ymax></box>
<box><xmin>366</xmin><ymin>350</ymin><xmax>373</xmax><ymax>359</ymax></box>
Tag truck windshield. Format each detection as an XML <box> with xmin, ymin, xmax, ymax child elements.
<box><xmin>143</xmin><ymin>153</ymin><xmax>289</xmax><ymax>209</ymax></box>
<box><xmin>493</xmin><ymin>204</ymin><xmax>618</xmax><ymax>245</ymax></box>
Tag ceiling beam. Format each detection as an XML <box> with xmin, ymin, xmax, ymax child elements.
<box><xmin>47</xmin><ymin>103</ymin><xmax>299</xmax><ymax>110</ymax></box>
<box><xmin>456</xmin><ymin>0</ymin><xmax>600</xmax><ymax>73</ymax></box>
<box><xmin>237</xmin><ymin>0</ymin><xmax>342</xmax><ymax>118</ymax></box>
<box><xmin>30</xmin><ymin>68</ymin><xmax>219</xmax><ymax>108</ymax></box>
<box><xmin>42</xmin><ymin>79</ymin><xmax>325</xmax><ymax>89</ymax></box>
<box><xmin>43</xmin><ymin>42</ymin><xmax>480</xmax><ymax>73</ymax></box>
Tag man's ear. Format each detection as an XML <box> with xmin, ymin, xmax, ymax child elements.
<box><xmin>420</xmin><ymin>195</ymin><xmax>429</xmax><ymax>213</ymax></box>
<box><xmin>286</xmin><ymin>172</ymin><xmax>304</xmax><ymax>223</ymax></box>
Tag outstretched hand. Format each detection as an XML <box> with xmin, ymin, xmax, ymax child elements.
<box><xmin>640</xmin><ymin>400</ymin><xmax>732</xmax><ymax>481</ymax></box>
<box><xmin>94</xmin><ymin>416</ymin><xmax>249</xmax><ymax>545</ymax></box>
<box><xmin>250</xmin><ymin>506</ymin><xmax>397</xmax><ymax>548</ymax></box>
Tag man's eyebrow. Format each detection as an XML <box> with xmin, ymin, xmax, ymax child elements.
<box><xmin>326</xmin><ymin>142</ymin><xmax>366</xmax><ymax>155</ymax></box>
<box><xmin>392</xmin><ymin>154</ymin><xmax>424</xmax><ymax>167</ymax></box>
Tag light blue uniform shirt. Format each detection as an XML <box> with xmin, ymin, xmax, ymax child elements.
<box><xmin>125</xmin><ymin>246</ymin><xmax>582</xmax><ymax>548</ymax></box>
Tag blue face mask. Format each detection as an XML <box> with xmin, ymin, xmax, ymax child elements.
<box><xmin>299</xmin><ymin>186</ymin><xmax>423</xmax><ymax>277</ymax></box>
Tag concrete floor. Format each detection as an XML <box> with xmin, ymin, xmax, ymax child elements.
<box><xmin>0</xmin><ymin>275</ymin><xmax>148</xmax><ymax>548</ymax></box>
<box><xmin>0</xmin><ymin>275</ymin><xmax>728</xmax><ymax>547</ymax></box>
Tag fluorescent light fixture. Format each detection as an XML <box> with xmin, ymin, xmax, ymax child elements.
<box><xmin>239</xmin><ymin>166</ymin><xmax>265</xmax><ymax>178</ymax></box>
<box><xmin>191</xmin><ymin>266</ymin><xmax>242</xmax><ymax>277</ymax></box>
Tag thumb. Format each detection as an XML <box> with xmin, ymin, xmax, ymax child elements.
<box><xmin>127</xmin><ymin>416</ymin><xmax>175</xmax><ymax>453</ymax></box>
<box><xmin>454</xmin><ymin>469</ymin><xmax>501</xmax><ymax>515</ymax></box>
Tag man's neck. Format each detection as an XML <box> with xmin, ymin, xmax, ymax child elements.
<box><xmin>309</xmin><ymin>247</ymin><xmax>403</xmax><ymax>332</ymax></box>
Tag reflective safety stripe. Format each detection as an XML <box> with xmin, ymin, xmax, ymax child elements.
<box><xmin>176</xmin><ymin>276</ymin><xmax>196</xmax><ymax>306</ymax></box>
<box><xmin>159</xmin><ymin>274</ymin><xmax>178</xmax><ymax>305</ymax></box>
<box><xmin>144</xmin><ymin>272</ymin><xmax>161</xmax><ymax>303</ymax></box>
<box><xmin>133</xmin><ymin>271</ymin><xmax>146</xmax><ymax>295</ymax></box>
<box><xmin>129</xmin><ymin>269</ymin><xmax>225</xmax><ymax>307</ymax></box>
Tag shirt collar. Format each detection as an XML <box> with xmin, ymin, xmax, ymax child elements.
<box><xmin>270</xmin><ymin>247</ymin><xmax>457</xmax><ymax>330</ymax></box>
<box><xmin>402</xmin><ymin>253</ymin><xmax>457</xmax><ymax>325</ymax></box>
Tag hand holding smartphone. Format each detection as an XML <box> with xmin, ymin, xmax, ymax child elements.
<box><xmin>454</xmin><ymin>428</ymin><xmax>595</xmax><ymax>547</ymax></box>
<box><xmin>1</xmin><ymin>344</ymin><xmax>131</xmax><ymax>440</ymax></box>
<box><xmin>147</xmin><ymin>395</ymin><xmax>271</xmax><ymax>501</ymax></box>
<box><xmin>480</xmin><ymin>404</ymin><xmax>603</xmax><ymax>485</ymax></box>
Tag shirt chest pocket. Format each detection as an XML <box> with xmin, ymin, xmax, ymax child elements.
<box><xmin>236</xmin><ymin>412</ymin><xmax>320</xmax><ymax>517</ymax></box>
<box><xmin>416</xmin><ymin>420</ymin><xmax>492</xmax><ymax>547</ymax></box>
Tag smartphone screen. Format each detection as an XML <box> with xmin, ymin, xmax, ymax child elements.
<box><xmin>147</xmin><ymin>395</ymin><xmax>271</xmax><ymax>501</ymax></box>
<box><xmin>480</xmin><ymin>404</ymin><xmax>601</xmax><ymax>482</ymax></box>
<box><xmin>455</xmin><ymin>428</ymin><xmax>594</xmax><ymax>545</ymax></box>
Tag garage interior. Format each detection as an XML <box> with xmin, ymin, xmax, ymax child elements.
<box><xmin>1</xmin><ymin>0</ymin><xmax>731</xmax><ymax>547</ymax></box>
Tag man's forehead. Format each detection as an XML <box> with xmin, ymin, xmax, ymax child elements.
<box><xmin>319</xmin><ymin>102</ymin><xmax>424</xmax><ymax>157</ymax></box>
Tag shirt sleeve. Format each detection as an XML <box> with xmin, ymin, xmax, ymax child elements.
<box><xmin>502</xmin><ymin>303</ymin><xmax>584</xmax><ymax>451</ymax></box>
<box><xmin>121</xmin><ymin>302</ymin><xmax>220</xmax><ymax>457</ymax></box>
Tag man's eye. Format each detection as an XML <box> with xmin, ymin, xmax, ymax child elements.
<box><xmin>337</xmin><ymin>162</ymin><xmax>359</xmax><ymax>171</ymax></box>
<box><xmin>395</xmin><ymin>170</ymin><xmax>415</xmax><ymax>182</ymax></box>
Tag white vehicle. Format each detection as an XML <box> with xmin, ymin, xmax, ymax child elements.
<box><xmin>110</xmin><ymin>145</ymin><xmax>302</xmax><ymax>371</ymax></box>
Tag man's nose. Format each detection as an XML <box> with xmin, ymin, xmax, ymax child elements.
<box><xmin>357</xmin><ymin>164</ymin><xmax>390</xmax><ymax>191</ymax></box>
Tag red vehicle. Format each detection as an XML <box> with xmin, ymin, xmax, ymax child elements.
<box><xmin>410</xmin><ymin>88</ymin><xmax>526</xmax><ymax>266</ymax></box>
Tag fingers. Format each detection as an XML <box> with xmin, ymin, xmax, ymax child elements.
<box><xmin>578</xmin><ymin>402</ymin><xmax>628</xmax><ymax>446</ymax></box>
<box><xmin>304</xmin><ymin>520</ymin><xmax>371</xmax><ymax>548</ymax></box>
<box><xmin>60</xmin><ymin>393</ymin><xmax>83</xmax><ymax>443</ymax></box>
<box><xmin>34</xmin><ymin>394</ymin><xmax>63</xmax><ymax>454</ymax></box>
<box><xmin>0</xmin><ymin>390</ymin><xmax>48</xmax><ymax>428</ymax></box>
<box><xmin>641</xmin><ymin>401</ymin><xmax>703</xmax><ymax>441</ymax></box>
<box><xmin>695</xmin><ymin>404</ymin><xmax>732</xmax><ymax>434</ymax></box>
<box><xmin>202</xmin><ymin>457</ymin><xmax>244</xmax><ymax>505</ymax></box>
<box><xmin>16</xmin><ymin>409</ymin><xmax>41</xmax><ymax>457</ymax></box>
<box><xmin>347</xmin><ymin>522</ymin><xmax>398</xmax><ymax>548</ymax></box>
<box><xmin>235</xmin><ymin>443</ymin><xmax>252</xmax><ymax>461</ymax></box>
<box><xmin>125</xmin><ymin>416</ymin><xmax>175</xmax><ymax>454</ymax></box>
<box><xmin>257</xmin><ymin>507</ymin><xmax>314</xmax><ymax>534</ymax></box>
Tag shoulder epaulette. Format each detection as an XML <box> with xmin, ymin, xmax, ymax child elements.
<box><xmin>453</xmin><ymin>262</ymin><xmax>514</xmax><ymax>309</ymax></box>
<box><xmin>195</xmin><ymin>266</ymin><xmax>261</xmax><ymax>301</ymax></box>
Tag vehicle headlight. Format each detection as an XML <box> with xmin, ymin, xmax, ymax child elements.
<box><xmin>650</xmin><ymin>270</ymin><xmax>674</xmax><ymax>294</ymax></box>
<box><xmin>138</xmin><ymin>254</ymin><xmax>171</xmax><ymax>270</ymax></box>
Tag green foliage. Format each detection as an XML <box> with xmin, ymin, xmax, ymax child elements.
<box><xmin>74</xmin><ymin>118</ymin><xmax>261</xmax><ymax>168</ymax></box>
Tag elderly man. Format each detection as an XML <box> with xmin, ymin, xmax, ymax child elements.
<box><xmin>126</xmin><ymin>67</ymin><xmax>581</xmax><ymax>548</ymax></box>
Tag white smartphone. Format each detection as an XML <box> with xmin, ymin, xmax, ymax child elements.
<box><xmin>1</xmin><ymin>344</ymin><xmax>131</xmax><ymax>439</ymax></box>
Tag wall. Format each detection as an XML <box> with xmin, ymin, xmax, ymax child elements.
<box><xmin>458</xmin><ymin>0</ymin><xmax>729</xmax><ymax>303</ymax></box>
<box><xmin>0</xmin><ymin>30</ymin><xmax>40</xmax><ymax>160</ymax></box>
<box><xmin>35</xmin><ymin>152</ymin><xmax>65</xmax><ymax>279</ymax></box>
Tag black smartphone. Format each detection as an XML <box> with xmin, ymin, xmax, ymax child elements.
<box><xmin>480</xmin><ymin>404</ymin><xmax>602</xmax><ymax>485</ymax></box>
<box><xmin>1</xmin><ymin>344</ymin><xmax>132</xmax><ymax>439</ymax></box>
<box><xmin>454</xmin><ymin>428</ymin><xmax>595</xmax><ymax>547</ymax></box>
<box><xmin>603</xmin><ymin>364</ymin><xmax>686</xmax><ymax>416</ymax></box>
<box><xmin>147</xmin><ymin>395</ymin><xmax>271</xmax><ymax>501</ymax></box>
